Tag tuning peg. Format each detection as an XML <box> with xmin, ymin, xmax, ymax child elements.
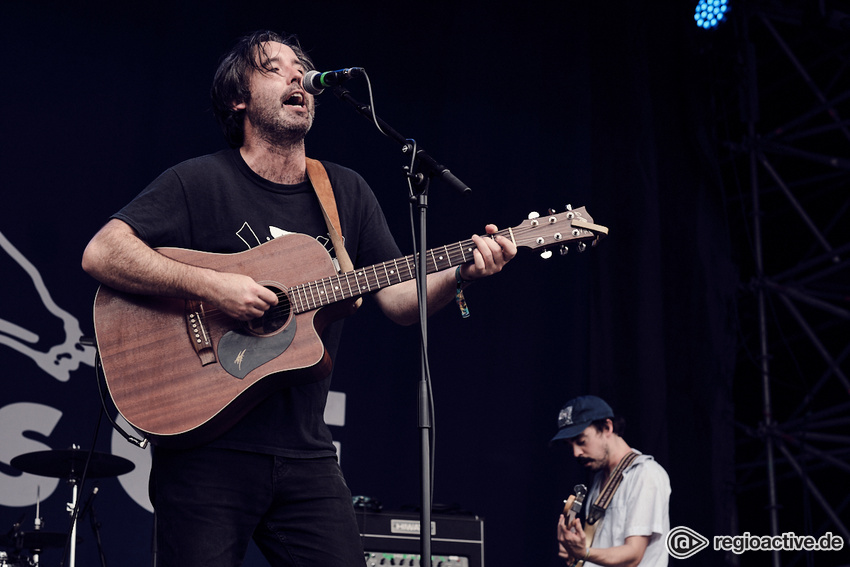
<box><xmin>528</xmin><ymin>211</ymin><xmax>540</xmax><ymax>220</ymax></box>
<box><xmin>560</xmin><ymin>245</ymin><xmax>569</xmax><ymax>255</ymax></box>
<box><xmin>548</xmin><ymin>208</ymin><xmax>556</xmax><ymax>215</ymax></box>
<box><xmin>578</xmin><ymin>242</ymin><xmax>587</xmax><ymax>252</ymax></box>
<box><xmin>565</xmin><ymin>204</ymin><xmax>573</xmax><ymax>211</ymax></box>
<box><xmin>540</xmin><ymin>249</ymin><xmax>553</xmax><ymax>259</ymax></box>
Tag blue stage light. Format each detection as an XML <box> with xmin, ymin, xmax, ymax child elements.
<box><xmin>694</xmin><ymin>0</ymin><xmax>729</xmax><ymax>29</ymax></box>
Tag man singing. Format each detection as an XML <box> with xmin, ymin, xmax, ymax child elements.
<box><xmin>82</xmin><ymin>30</ymin><xmax>515</xmax><ymax>566</ymax></box>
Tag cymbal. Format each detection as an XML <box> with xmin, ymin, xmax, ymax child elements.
<box><xmin>20</xmin><ymin>531</ymin><xmax>65</xmax><ymax>550</ymax></box>
<box><xmin>10</xmin><ymin>449</ymin><xmax>134</xmax><ymax>479</ymax></box>
<box><xmin>0</xmin><ymin>531</ymin><xmax>66</xmax><ymax>550</ymax></box>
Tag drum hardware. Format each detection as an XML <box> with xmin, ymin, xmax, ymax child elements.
<box><xmin>0</xmin><ymin>550</ymin><xmax>21</xmax><ymax>567</ymax></box>
<box><xmin>0</xmin><ymin>523</ymin><xmax>67</xmax><ymax>567</ymax></box>
<box><xmin>8</xmin><ymin>445</ymin><xmax>134</xmax><ymax>567</ymax></box>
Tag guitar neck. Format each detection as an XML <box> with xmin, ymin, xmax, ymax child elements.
<box><xmin>288</xmin><ymin>231</ymin><xmax>509</xmax><ymax>314</ymax></box>
<box><xmin>285</xmin><ymin>205</ymin><xmax>607</xmax><ymax>314</ymax></box>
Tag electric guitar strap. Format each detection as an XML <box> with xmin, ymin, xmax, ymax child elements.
<box><xmin>581</xmin><ymin>450</ymin><xmax>640</xmax><ymax>561</ymax></box>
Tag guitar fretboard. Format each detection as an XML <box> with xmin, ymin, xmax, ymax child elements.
<box><xmin>288</xmin><ymin>233</ymin><xmax>506</xmax><ymax>314</ymax></box>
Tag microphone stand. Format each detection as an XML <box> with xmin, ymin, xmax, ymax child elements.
<box><xmin>332</xmin><ymin>86</ymin><xmax>471</xmax><ymax>565</ymax></box>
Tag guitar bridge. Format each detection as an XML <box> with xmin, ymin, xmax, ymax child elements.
<box><xmin>186</xmin><ymin>301</ymin><xmax>216</xmax><ymax>366</ymax></box>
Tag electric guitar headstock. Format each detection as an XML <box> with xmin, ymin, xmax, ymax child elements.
<box><xmin>563</xmin><ymin>484</ymin><xmax>588</xmax><ymax>567</ymax></box>
<box><xmin>563</xmin><ymin>483</ymin><xmax>588</xmax><ymax>526</ymax></box>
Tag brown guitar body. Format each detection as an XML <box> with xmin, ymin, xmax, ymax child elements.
<box><xmin>93</xmin><ymin>234</ymin><xmax>347</xmax><ymax>447</ymax></box>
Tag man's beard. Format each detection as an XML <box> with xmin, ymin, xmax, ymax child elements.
<box><xmin>247</xmin><ymin>99</ymin><xmax>314</xmax><ymax>147</ymax></box>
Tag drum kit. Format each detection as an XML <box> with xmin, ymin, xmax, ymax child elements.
<box><xmin>2</xmin><ymin>447</ymin><xmax>134</xmax><ymax>567</ymax></box>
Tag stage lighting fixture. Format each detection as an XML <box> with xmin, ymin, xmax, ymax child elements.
<box><xmin>694</xmin><ymin>0</ymin><xmax>729</xmax><ymax>29</ymax></box>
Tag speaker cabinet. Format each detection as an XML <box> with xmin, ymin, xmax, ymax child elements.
<box><xmin>355</xmin><ymin>510</ymin><xmax>484</xmax><ymax>567</ymax></box>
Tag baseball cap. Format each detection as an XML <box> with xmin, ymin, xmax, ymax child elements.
<box><xmin>550</xmin><ymin>395</ymin><xmax>614</xmax><ymax>443</ymax></box>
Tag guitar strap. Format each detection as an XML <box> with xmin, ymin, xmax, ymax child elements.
<box><xmin>575</xmin><ymin>451</ymin><xmax>638</xmax><ymax>567</ymax></box>
<box><xmin>578</xmin><ymin>449</ymin><xmax>640</xmax><ymax>563</ymax></box>
<box><xmin>586</xmin><ymin>450</ymin><xmax>640</xmax><ymax>526</ymax></box>
<box><xmin>305</xmin><ymin>158</ymin><xmax>362</xmax><ymax>310</ymax></box>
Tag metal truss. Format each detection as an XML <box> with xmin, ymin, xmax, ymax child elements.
<box><xmin>710</xmin><ymin>1</ymin><xmax>850</xmax><ymax>565</ymax></box>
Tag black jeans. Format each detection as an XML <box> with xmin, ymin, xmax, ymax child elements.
<box><xmin>150</xmin><ymin>447</ymin><xmax>364</xmax><ymax>566</ymax></box>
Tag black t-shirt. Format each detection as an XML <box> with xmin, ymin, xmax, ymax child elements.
<box><xmin>113</xmin><ymin>148</ymin><xmax>402</xmax><ymax>457</ymax></box>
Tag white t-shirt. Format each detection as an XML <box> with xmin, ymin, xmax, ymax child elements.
<box><xmin>585</xmin><ymin>452</ymin><xmax>671</xmax><ymax>567</ymax></box>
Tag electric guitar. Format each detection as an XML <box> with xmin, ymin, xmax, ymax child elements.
<box><xmin>93</xmin><ymin>207</ymin><xmax>607</xmax><ymax>447</ymax></box>
<box><xmin>563</xmin><ymin>484</ymin><xmax>589</xmax><ymax>567</ymax></box>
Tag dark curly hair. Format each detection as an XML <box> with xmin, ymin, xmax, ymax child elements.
<box><xmin>210</xmin><ymin>30</ymin><xmax>316</xmax><ymax>148</ymax></box>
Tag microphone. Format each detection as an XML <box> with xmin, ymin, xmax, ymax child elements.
<box><xmin>303</xmin><ymin>67</ymin><xmax>365</xmax><ymax>95</ymax></box>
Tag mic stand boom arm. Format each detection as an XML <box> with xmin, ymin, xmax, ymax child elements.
<box><xmin>332</xmin><ymin>87</ymin><xmax>471</xmax><ymax>194</ymax></box>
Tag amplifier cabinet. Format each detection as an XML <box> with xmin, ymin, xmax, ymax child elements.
<box><xmin>355</xmin><ymin>510</ymin><xmax>484</xmax><ymax>567</ymax></box>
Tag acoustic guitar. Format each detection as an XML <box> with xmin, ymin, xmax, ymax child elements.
<box><xmin>93</xmin><ymin>207</ymin><xmax>607</xmax><ymax>447</ymax></box>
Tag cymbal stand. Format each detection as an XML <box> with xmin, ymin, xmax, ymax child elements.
<box><xmin>64</xmin><ymin>480</ymin><xmax>79</xmax><ymax>567</ymax></box>
<box><xmin>31</xmin><ymin>487</ymin><xmax>42</xmax><ymax>567</ymax></box>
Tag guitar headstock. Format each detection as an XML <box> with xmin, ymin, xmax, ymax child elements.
<box><xmin>510</xmin><ymin>206</ymin><xmax>608</xmax><ymax>259</ymax></box>
<box><xmin>563</xmin><ymin>483</ymin><xmax>588</xmax><ymax>518</ymax></box>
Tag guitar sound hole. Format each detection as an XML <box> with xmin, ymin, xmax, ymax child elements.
<box><xmin>245</xmin><ymin>286</ymin><xmax>291</xmax><ymax>335</ymax></box>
